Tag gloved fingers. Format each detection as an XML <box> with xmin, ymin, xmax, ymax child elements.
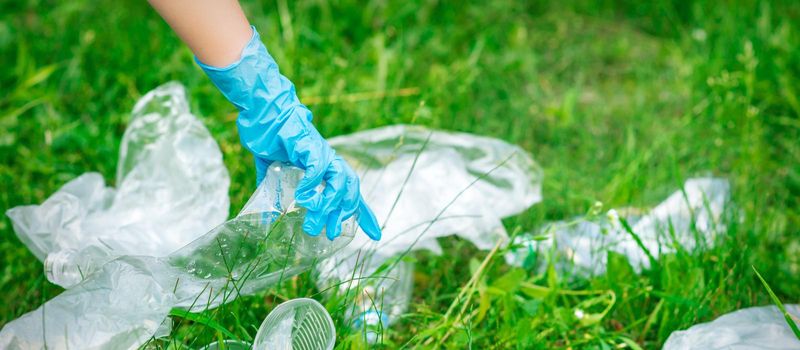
<box><xmin>295</xmin><ymin>147</ymin><xmax>334</xmax><ymax>212</ymax></box>
<box><xmin>300</xmin><ymin>156</ymin><xmax>346</xmax><ymax>237</ymax></box>
<box><xmin>302</xmin><ymin>209</ymin><xmax>326</xmax><ymax>237</ymax></box>
<box><xmin>338</xmin><ymin>163</ymin><xmax>361</xmax><ymax>222</ymax></box>
<box><xmin>254</xmin><ymin>157</ymin><xmax>272</xmax><ymax>188</ymax></box>
<box><xmin>356</xmin><ymin>198</ymin><xmax>382</xmax><ymax>241</ymax></box>
<box><xmin>324</xmin><ymin>208</ymin><xmax>345</xmax><ymax>241</ymax></box>
<box><xmin>317</xmin><ymin>158</ymin><xmax>348</xmax><ymax>216</ymax></box>
<box><xmin>324</xmin><ymin>164</ymin><xmax>361</xmax><ymax>240</ymax></box>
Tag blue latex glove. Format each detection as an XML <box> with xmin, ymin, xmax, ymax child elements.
<box><xmin>197</xmin><ymin>26</ymin><xmax>381</xmax><ymax>241</ymax></box>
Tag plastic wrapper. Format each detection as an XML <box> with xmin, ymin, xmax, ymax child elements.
<box><xmin>663</xmin><ymin>305</ymin><xmax>800</xmax><ymax>350</ymax></box>
<box><xmin>505</xmin><ymin>178</ymin><xmax>730</xmax><ymax>275</ymax></box>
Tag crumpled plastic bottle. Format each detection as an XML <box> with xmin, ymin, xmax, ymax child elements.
<box><xmin>352</xmin><ymin>260</ymin><xmax>414</xmax><ymax>344</ymax></box>
<box><xmin>166</xmin><ymin>162</ymin><xmax>356</xmax><ymax>303</ymax></box>
<box><xmin>314</xmin><ymin>253</ymin><xmax>414</xmax><ymax>344</ymax></box>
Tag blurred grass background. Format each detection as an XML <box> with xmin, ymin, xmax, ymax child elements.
<box><xmin>1</xmin><ymin>0</ymin><xmax>799</xmax><ymax>348</ymax></box>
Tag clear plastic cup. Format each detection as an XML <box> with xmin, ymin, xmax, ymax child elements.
<box><xmin>252</xmin><ymin>298</ymin><xmax>336</xmax><ymax>350</ymax></box>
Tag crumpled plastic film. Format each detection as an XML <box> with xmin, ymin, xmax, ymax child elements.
<box><xmin>505</xmin><ymin>178</ymin><xmax>730</xmax><ymax>275</ymax></box>
<box><xmin>1</xmin><ymin>202</ymin><xmax>353</xmax><ymax>348</ymax></box>
<box><xmin>6</xmin><ymin>82</ymin><xmax>230</xmax><ymax>288</ymax></box>
<box><xmin>0</xmin><ymin>83</ymin><xmax>354</xmax><ymax>349</ymax></box>
<box><xmin>663</xmin><ymin>305</ymin><xmax>800</xmax><ymax>350</ymax></box>
<box><xmin>316</xmin><ymin>125</ymin><xmax>543</xmax><ymax>322</ymax></box>
<box><xmin>329</xmin><ymin>125</ymin><xmax>542</xmax><ymax>257</ymax></box>
<box><xmin>0</xmin><ymin>257</ymin><xmax>177</xmax><ymax>349</ymax></box>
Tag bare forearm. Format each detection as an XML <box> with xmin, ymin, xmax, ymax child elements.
<box><xmin>147</xmin><ymin>0</ymin><xmax>252</xmax><ymax>67</ymax></box>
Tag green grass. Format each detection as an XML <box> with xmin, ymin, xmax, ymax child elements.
<box><xmin>753</xmin><ymin>266</ymin><xmax>800</xmax><ymax>340</ymax></box>
<box><xmin>2</xmin><ymin>0</ymin><xmax>799</xmax><ymax>348</ymax></box>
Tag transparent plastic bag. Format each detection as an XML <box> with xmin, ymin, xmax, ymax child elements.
<box><xmin>6</xmin><ymin>82</ymin><xmax>230</xmax><ymax>288</ymax></box>
<box><xmin>663</xmin><ymin>305</ymin><xmax>800</xmax><ymax>350</ymax></box>
<box><xmin>329</xmin><ymin>125</ymin><xmax>543</xmax><ymax>256</ymax></box>
<box><xmin>315</xmin><ymin>125</ymin><xmax>543</xmax><ymax>336</ymax></box>
<box><xmin>505</xmin><ymin>178</ymin><xmax>730</xmax><ymax>275</ymax></box>
<box><xmin>0</xmin><ymin>257</ymin><xmax>177</xmax><ymax>349</ymax></box>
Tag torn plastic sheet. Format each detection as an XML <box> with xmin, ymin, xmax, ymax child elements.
<box><xmin>505</xmin><ymin>178</ymin><xmax>730</xmax><ymax>275</ymax></box>
<box><xmin>663</xmin><ymin>305</ymin><xmax>800</xmax><ymax>350</ymax></box>
<box><xmin>1</xmin><ymin>84</ymin><xmax>543</xmax><ymax>348</ymax></box>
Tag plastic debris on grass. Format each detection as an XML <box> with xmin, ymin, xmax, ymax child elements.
<box><xmin>315</xmin><ymin>124</ymin><xmax>544</xmax><ymax>332</ymax></box>
<box><xmin>663</xmin><ymin>305</ymin><xmax>800</xmax><ymax>350</ymax></box>
<box><xmin>251</xmin><ymin>298</ymin><xmax>336</xmax><ymax>350</ymax></box>
<box><xmin>0</xmin><ymin>83</ymin><xmax>356</xmax><ymax>349</ymax></box>
<box><xmin>200</xmin><ymin>298</ymin><xmax>336</xmax><ymax>350</ymax></box>
<box><xmin>8</xmin><ymin>82</ymin><xmax>231</xmax><ymax>289</ymax></box>
<box><xmin>505</xmin><ymin>177</ymin><xmax>731</xmax><ymax>275</ymax></box>
<box><xmin>1</xmin><ymin>83</ymin><xmax>544</xmax><ymax>348</ymax></box>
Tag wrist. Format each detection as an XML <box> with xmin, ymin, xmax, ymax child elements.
<box><xmin>194</xmin><ymin>25</ymin><xmax>258</xmax><ymax>72</ymax></box>
<box><xmin>198</xmin><ymin>26</ymin><xmax>304</xmax><ymax>117</ymax></box>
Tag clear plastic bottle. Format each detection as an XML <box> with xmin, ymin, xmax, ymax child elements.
<box><xmin>350</xmin><ymin>260</ymin><xmax>414</xmax><ymax>344</ymax></box>
<box><xmin>167</xmin><ymin>163</ymin><xmax>357</xmax><ymax>307</ymax></box>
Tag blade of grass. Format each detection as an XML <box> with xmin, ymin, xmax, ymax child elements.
<box><xmin>169</xmin><ymin>308</ymin><xmax>238</xmax><ymax>340</ymax></box>
<box><xmin>752</xmin><ymin>266</ymin><xmax>800</xmax><ymax>340</ymax></box>
<box><xmin>618</xmin><ymin>217</ymin><xmax>658</xmax><ymax>269</ymax></box>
